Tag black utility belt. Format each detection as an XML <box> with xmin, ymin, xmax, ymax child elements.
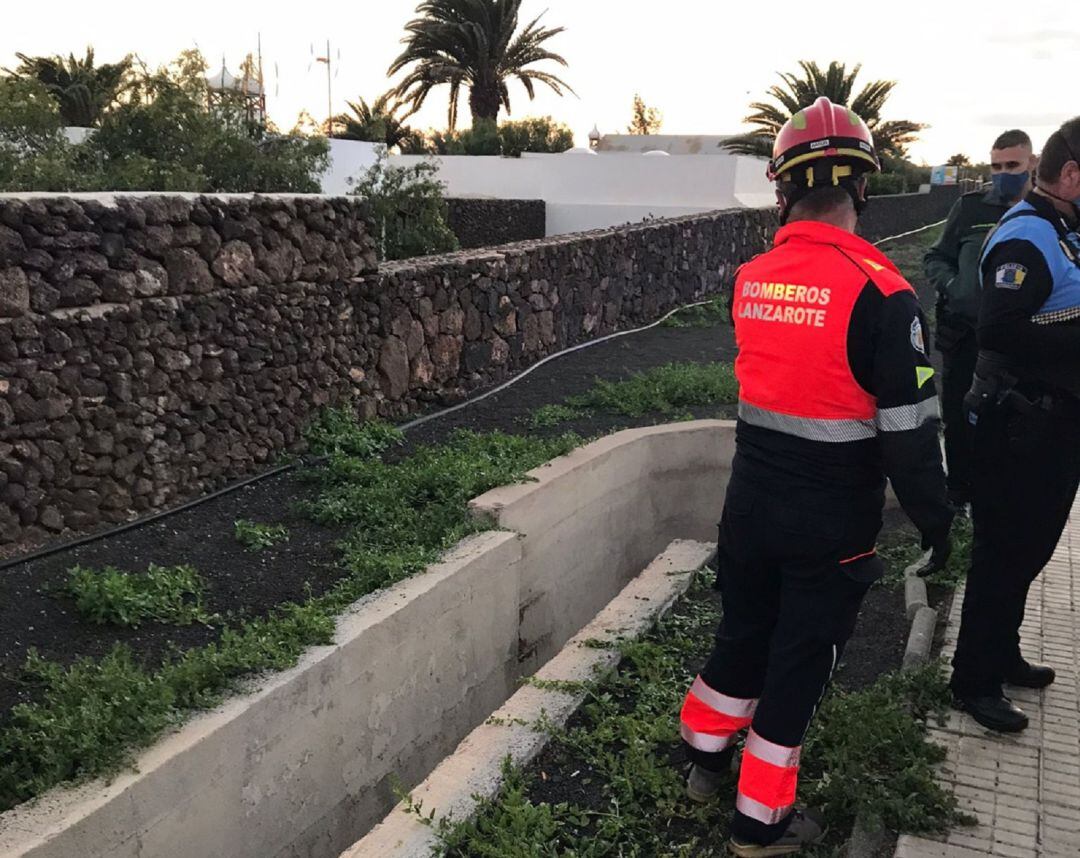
<box><xmin>965</xmin><ymin>373</ymin><xmax>1074</xmax><ymax>421</ymax></box>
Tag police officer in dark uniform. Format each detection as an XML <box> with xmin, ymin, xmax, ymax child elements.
<box><xmin>950</xmin><ymin>118</ymin><xmax>1080</xmax><ymax>732</ymax></box>
<box><xmin>923</xmin><ymin>130</ymin><xmax>1035</xmax><ymax>507</ymax></box>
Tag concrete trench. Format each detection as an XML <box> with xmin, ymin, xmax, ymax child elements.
<box><xmin>0</xmin><ymin>420</ymin><xmax>737</xmax><ymax>858</ymax></box>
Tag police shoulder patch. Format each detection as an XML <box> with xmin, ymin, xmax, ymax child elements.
<box><xmin>994</xmin><ymin>263</ymin><xmax>1027</xmax><ymax>289</ymax></box>
<box><xmin>910</xmin><ymin>315</ymin><xmax>926</xmax><ymax>355</ymax></box>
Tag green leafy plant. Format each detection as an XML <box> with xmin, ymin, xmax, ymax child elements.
<box><xmin>723</xmin><ymin>60</ymin><xmax>924</xmax><ymax>160</ymax></box>
<box><xmin>497</xmin><ymin>116</ymin><xmax>574</xmax><ymax>156</ymax></box>
<box><xmin>566</xmin><ymin>362</ymin><xmax>738</xmax><ymax>418</ymax></box>
<box><xmin>628</xmin><ymin>93</ymin><xmax>663</xmax><ymax>135</ymax></box>
<box><xmin>525</xmin><ymin>362</ymin><xmax>738</xmax><ymax>428</ymax></box>
<box><xmin>527</xmin><ymin>403</ymin><xmax>584</xmax><ymax>429</ymax></box>
<box><xmin>234</xmin><ymin>520</ymin><xmax>290</xmax><ymax>552</ymax></box>
<box><xmin>0</xmin><ymin>601</ymin><xmax>333</xmax><ymax>811</ymax></box>
<box><xmin>0</xmin><ymin>48</ymin><xmax>329</xmax><ymax>193</ymax></box>
<box><xmin>331</xmin><ymin>91</ymin><xmax>420</xmax><ymax>151</ymax></box>
<box><xmin>350</xmin><ymin>152</ymin><xmax>459</xmax><ymax>260</ymax></box>
<box><xmin>65</xmin><ymin>564</ymin><xmax>211</xmax><ymax>628</ymax></box>
<box><xmin>6</xmin><ymin>47</ymin><xmax>134</xmax><ymax>127</ymax></box>
<box><xmin>303</xmin><ymin>410</ymin><xmax>404</xmax><ymax>458</ymax></box>
<box><xmin>303</xmin><ymin>426</ymin><xmax>579</xmax><ymax>597</ymax></box>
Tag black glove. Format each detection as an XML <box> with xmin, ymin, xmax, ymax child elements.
<box><xmin>916</xmin><ymin>528</ymin><xmax>953</xmax><ymax>578</ymax></box>
<box><xmin>933</xmin><ymin>311</ymin><xmax>970</xmax><ymax>355</ymax></box>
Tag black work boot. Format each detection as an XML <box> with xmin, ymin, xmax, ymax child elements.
<box><xmin>1005</xmin><ymin>661</ymin><xmax>1056</xmax><ymax>689</ymax></box>
<box><xmin>953</xmin><ymin>694</ymin><xmax>1029</xmax><ymax>732</ymax></box>
<box><xmin>729</xmin><ymin>807</ymin><xmax>826</xmax><ymax>856</ymax></box>
<box><xmin>686</xmin><ymin>750</ymin><xmax>740</xmax><ymax>802</ymax></box>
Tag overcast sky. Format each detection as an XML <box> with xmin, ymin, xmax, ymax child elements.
<box><xmin>4</xmin><ymin>1</ymin><xmax>1075</xmax><ymax>164</ymax></box>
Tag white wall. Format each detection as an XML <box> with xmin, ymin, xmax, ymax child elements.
<box><xmin>321</xmin><ymin>139</ymin><xmax>382</xmax><ymax>196</ymax></box>
<box><xmin>387</xmin><ymin>150</ymin><xmax>773</xmax><ymax>236</ymax></box>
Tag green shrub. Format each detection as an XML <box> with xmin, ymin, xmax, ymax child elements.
<box><xmin>234</xmin><ymin>520</ymin><xmax>290</xmax><ymax>552</ymax></box>
<box><xmin>65</xmin><ymin>564</ymin><xmax>210</xmax><ymax>628</ymax></box>
<box><xmin>498</xmin><ymin>116</ymin><xmax>574</xmax><ymax>157</ymax></box>
<box><xmin>0</xmin><ymin>49</ymin><xmax>329</xmax><ymax>193</ymax></box>
<box><xmin>423</xmin><ymin>116</ymin><xmax>574</xmax><ymax>157</ymax></box>
<box><xmin>350</xmin><ymin>153</ymin><xmax>459</xmax><ymax>260</ymax></box>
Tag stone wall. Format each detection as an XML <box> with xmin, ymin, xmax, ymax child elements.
<box><xmin>0</xmin><ymin>197</ymin><xmax>772</xmax><ymax>551</ymax></box>
<box><xmin>445</xmin><ymin>198</ymin><xmax>545</xmax><ymax>249</ymax></box>
<box><xmin>0</xmin><ymin>195</ymin><xmax>378</xmax><ymax>549</ymax></box>
<box><xmin>858</xmin><ymin>185</ymin><xmax>961</xmax><ymax>243</ymax></box>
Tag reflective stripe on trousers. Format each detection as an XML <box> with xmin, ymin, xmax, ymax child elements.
<box><xmin>735</xmin><ymin>728</ymin><xmax>801</xmax><ymax>825</ymax></box>
<box><xmin>680</xmin><ymin>675</ymin><xmax>758</xmax><ymax>754</ymax></box>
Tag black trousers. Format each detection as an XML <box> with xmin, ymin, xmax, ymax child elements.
<box><xmin>951</xmin><ymin>400</ymin><xmax>1080</xmax><ymax>697</ymax></box>
<box><xmin>939</xmin><ymin>327</ymin><xmax>979</xmax><ymax>502</ymax></box>
<box><xmin>689</xmin><ymin>476</ymin><xmax>882</xmax><ymax>845</ymax></box>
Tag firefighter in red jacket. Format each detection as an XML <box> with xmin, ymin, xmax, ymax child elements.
<box><xmin>679</xmin><ymin>98</ymin><xmax>954</xmax><ymax>856</ymax></box>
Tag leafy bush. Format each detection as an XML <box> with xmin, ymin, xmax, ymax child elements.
<box><xmin>234</xmin><ymin>520</ymin><xmax>290</xmax><ymax>552</ymax></box>
<box><xmin>498</xmin><ymin>116</ymin><xmax>575</xmax><ymax>156</ymax></box>
<box><xmin>0</xmin><ymin>49</ymin><xmax>329</xmax><ymax>193</ymax></box>
<box><xmin>350</xmin><ymin>152</ymin><xmax>459</xmax><ymax>260</ymax></box>
<box><xmin>423</xmin><ymin>116</ymin><xmax>574</xmax><ymax>157</ymax></box>
<box><xmin>65</xmin><ymin>564</ymin><xmax>210</xmax><ymax>628</ymax></box>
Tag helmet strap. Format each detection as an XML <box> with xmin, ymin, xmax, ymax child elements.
<box><xmin>778</xmin><ymin>164</ymin><xmax>866</xmax><ymax>225</ymax></box>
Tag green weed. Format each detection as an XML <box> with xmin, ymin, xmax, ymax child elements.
<box><xmin>0</xmin><ymin>600</ymin><xmax>333</xmax><ymax>811</ymax></box>
<box><xmin>566</xmin><ymin>363</ymin><xmax>737</xmax><ymax>418</ymax></box>
<box><xmin>528</xmin><ymin>404</ymin><xmax>585</xmax><ymax>429</ymax></box>
<box><xmin>303</xmin><ymin>409</ymin><xmax>404</xmax><ymax>458</ymax></box>
<box><xmin>234</xmin><ymin>519</ymin><xmax>290</xmax><ymax>552</ymax></box>
<box><xmin>302</xmin><ymin>428</ymin><xmax>579</xmax><ymax>598</ymax></box>
<box><xmin>65</xmin><ymin>564</ymin><xmax>211</xmax><ymax>628</ymax></box>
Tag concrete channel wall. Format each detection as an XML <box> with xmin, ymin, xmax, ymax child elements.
<box><xmin>0</xmin><ymin>420</ymin><xmax>737</xmax><ymax>858</ymax></box>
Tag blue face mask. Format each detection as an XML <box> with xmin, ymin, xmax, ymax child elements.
<box><xmin>992</xmin><ymin>170</ymin><xmax>1029</xmax><ymax>200</ymax></box>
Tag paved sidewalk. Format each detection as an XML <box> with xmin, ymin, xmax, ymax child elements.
<box><xmin>896</xmin><ymin>498</ymin><xmax>1080</xmax><ymax>858</ymax></box>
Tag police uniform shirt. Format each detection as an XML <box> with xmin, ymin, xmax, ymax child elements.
<box><xmin>979</xmin><ymin>192</ymin><xmax>1080</xmax><ymax>397</ymax></box>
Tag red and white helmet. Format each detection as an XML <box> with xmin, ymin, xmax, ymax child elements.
<box><xmin>768</xmin><ymin>96</ymin><xmax>880</xmax><ymax>185</ymax></box>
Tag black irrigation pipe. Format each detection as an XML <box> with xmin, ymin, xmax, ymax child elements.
<box><xmin>0</xmin><ymin>222</ymin><xmax>945</xmax><ymax>573</ymax></box>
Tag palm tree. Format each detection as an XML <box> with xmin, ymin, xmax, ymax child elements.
<box><xmin>332</xmin><ymin>92</ymin><xmax>420</xmax><ymax>151</ymax></box>
<box><xmin>723</xmin><ymin>61</ymin><xmax>925</xmax><ymax>161</ymax></box>
<box><xmin>8</xmin><ymin>47</ymin><xmax>134</xmax><ymax>127</ymax></box>
<box><xmin>946</xmin><ymin>153</ymin><xmax>971</xmax><ymax>167</ymax></box>
<box><xmin>388</xmin><ymin>0</ymin><xmax>573</xmax><ymax>130</ymax></box>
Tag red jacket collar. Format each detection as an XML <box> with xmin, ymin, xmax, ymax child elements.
<box><xmin>773</xmin><ymin>220</ymin><xmax>899</xmax><ymax>275</ymax></box>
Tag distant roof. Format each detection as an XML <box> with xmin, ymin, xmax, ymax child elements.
<box><xmin>596</xmin><ymin>134</ymin><xmax>738</xmax><ymax>155</ymax></box>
